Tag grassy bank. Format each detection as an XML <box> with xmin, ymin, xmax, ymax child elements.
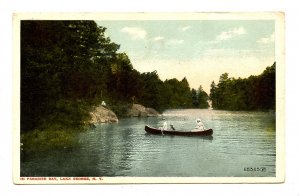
<box><xmin>21</xmin><ymin>96</ymin><xmax>162</xmax><ymax>159</ymax></box>
<box><xmin>20</xmin><ymin>98</ymin><xmax>127</xmax><ymax>158</ymax></box>
<box><xmin>20</xmin><ymin>125</ymin><xmax>87</xmax><ymax>160</ymax></box>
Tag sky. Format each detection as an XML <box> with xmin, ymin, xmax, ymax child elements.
<box><xmin>96</xmin><ymin>20</ymin><xmax>275</xmax><ymax>93</ymax></box>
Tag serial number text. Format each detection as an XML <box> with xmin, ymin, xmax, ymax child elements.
<box><xmin>244</xmin><ymin>167</ymin><xmax>266</xmax><ymax>172</ymax></box>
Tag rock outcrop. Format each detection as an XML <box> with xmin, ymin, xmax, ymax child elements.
<box><xmin>88</xmin><ymin>103</ymin><xmax>160</xmax><ymax>125</ymax></box>
<box><xmin>127</xmin><ymin>104</ymin><xmax>160</xmax><ymax>117</ymax></box>
<box><xmin>89</xmin><ymin>105</ymin><xmax>118</xmax><ymax>124</ymax></box>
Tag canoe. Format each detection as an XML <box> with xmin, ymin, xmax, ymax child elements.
<box><xmin>145</xmin><ymin>125</ymin><xmax>213</xmax><ymax>137</ymax></box>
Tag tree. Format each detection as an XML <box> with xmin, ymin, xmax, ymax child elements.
<box><xmin>209</xmin><ymin>63</ymin><xmax>276</xmax><ymax>111</ymax></box>
<box><xmin>21</xmin><ymin>20</ymin><xmax>217</xmax><ymax>134</ymax></box>
<box><xmin>197</xmin><ymin>86</ymin><xmax>209</xmax><ymax>108</ymax></box>
<box><xmin>138</xmin><ymin>71</ymin><xmax>164</xmax><ymax>109</ymax></box>
<box><xmin>161</xmin><ymin>77</ymin><xmax>193</xmax><ymax>109</ymax></box>
<box><xmin>21</xmin><ymin>20</ymin><xmax>120</xmax><ymax>132</ymax></box>
<box><xmin>209</xmin><ymin>81</ymin><xmax>218</xmax><ymax>108</ymax></box>
<box><xmin>191</xmin><ymin>88</ymin><xmax>199</xmax><ymax>107</ymax></box>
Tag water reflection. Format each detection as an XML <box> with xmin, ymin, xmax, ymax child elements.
<box><xmin>144</xmin><ymin>133</ymin><xmax>213</xmax><ymax>141</ymax></box>
<box><xmin>21</xmin><ymin>109</ymin><xmax>275</xmax><ymax>177</ymax></box>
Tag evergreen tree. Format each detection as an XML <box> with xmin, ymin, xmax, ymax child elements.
<box><xmin>209</xmin><ymin>63</ymin><xmax>276</xmax><ymax>111</ymax></box>
<box><xmin>191</xmin><ymin>88</ymin><xmax>199</xmax><ymax>107</ymax></box>
<box><xmin>197</xmin><ymin>86</ymin><xmax>209</xmax><ymax>109</ymax></box>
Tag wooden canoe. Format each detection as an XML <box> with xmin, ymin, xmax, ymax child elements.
<box><xmin>145</xmin><ymin>125</ymin><xmax>213</xmax><ymax>136</ymax></box>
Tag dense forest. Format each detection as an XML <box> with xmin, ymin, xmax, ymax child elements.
<box><xmin>210</xmin><ymin>62</ymin><xmax>275</xmax><ymax>111</ymax></box>
<box><xmin>21</xmin><ymin>20</ymin><xmax>209</xmax><ymax>133</ymax></box>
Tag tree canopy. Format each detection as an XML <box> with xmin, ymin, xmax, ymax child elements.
<box><xmin>21</xmin><ymin>20</ymin><xmax>275</xmax><ymax>133</ymax></box>
<box><xmin>209</xmin><ymin>62</ymin><xmax>276</xmax><ymax>111</ymax></box>
<box><xmin>21</xmin><ymin>20</ymin><xmax>210</xmax><ymax>133</ymax></box>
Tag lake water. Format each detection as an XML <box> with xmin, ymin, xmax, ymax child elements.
<box><xmin>21</xmin><ymin>109</ymin><xmax>276</xmax><ymax>177</ymax></box>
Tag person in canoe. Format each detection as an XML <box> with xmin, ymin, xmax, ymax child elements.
<box><xmin>159</xmin><ymin>118</ymin><xmax>167</xmax><ymax>129</ymax></box>
<box><xmin>158</xmin><ymin>118</ymin><xmax>176</xmax><ymax>132</ymax></box>
<box><xmin>194</xmin><ymin>118</ymin><xmax>205</xmax><ymax>131</ymax></box>
<box><xmin>158</xmin><ymin>118</ymin><xmax>168</xmax><ymax>135</ymax></box>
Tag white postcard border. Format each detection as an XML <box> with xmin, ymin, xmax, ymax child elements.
<box><xmin>13</xmin><ymin>12</ymin><xmax>285</xmax><ymax>184</ymax></box>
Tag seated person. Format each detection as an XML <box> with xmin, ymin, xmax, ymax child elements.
<box><xmin>193</xmin><ymin>118</ymin><xmax>205</xmax><ymax>131</ymax></box>
<box><xmin>159</xmin><ymin>118</ymin><xmax>168</xmax><ymax>131</ymax></box>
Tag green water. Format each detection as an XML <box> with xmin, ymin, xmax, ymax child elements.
<box><xmin>21</xmin><ymin>109</ymin><xmax>276</xmax><ymax>177</ymax></box>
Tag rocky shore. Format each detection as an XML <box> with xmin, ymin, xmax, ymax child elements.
<box><xmin>126</xmin><ymin>104</ymin><xmax>160</xmax><ymax>117</ymax></box>
<box><xmin>89</xmin><ymin>105</ymin><xmax>119</xmax><ymax>124</ymax></box>
<box><xmin>89</xmin><ymin>104</ymin><xmax>160</xmax><ymax>125</ymax></box>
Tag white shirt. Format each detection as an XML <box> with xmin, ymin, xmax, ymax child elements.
<box><xmin>196</xmin><ymin>121</ymin><xmax>205</xmax><ymax>131</ymax></box>
<box><xmin>162</xmin><ymin>121</ymin><xmax>168</xmax><ymax>130</ymax></box>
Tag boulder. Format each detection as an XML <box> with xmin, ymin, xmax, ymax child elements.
<box><xmin>145</xmin><ymin>107</ymin><xmax>161</xmax><ymax>117</ymax></box>
<box><xmin>89</xmin><ymin>105</ymin><xmax>118</xmax><ymax>124</ymax></box>
<box><xmin>127</xmin><ymin>104</ymin><xmax>160</xmax><ymax>117</ymax></box>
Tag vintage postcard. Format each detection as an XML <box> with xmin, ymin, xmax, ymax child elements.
<box><xmin>13</xmin><ymin>12</ymin><xmax>285</xmax><ymax>184</ymax></box>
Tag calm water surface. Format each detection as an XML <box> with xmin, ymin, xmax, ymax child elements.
<box><xmin>21</xmin><ymin>109</ymin><xmax>276</xmax><ymax>177</ymax></box>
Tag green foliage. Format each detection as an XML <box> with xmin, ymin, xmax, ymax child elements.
<box><xmin>21</xmin><ymin>20</ymin><xmax>209</xmax><ymax>139</ymax></box>
<box><xmin>22</xmin><ymin>20</ymin><xmax>272</xmax><ymax>142</ymax></box>
<box><xmin>21</xmin><ymin>20</ymin><xmax>119</xmax><ymax>133</ymax></box>
<box><xmin>107</xmin><ymin>100</ymin><xmax>131</xmax><ymax>118</ymax></box>
<box><xmin>160</xmin><ymin>78</ymin><xmax>191</xmax><ymax>109</ymax></box>
<box><xmin>138</xmin><ymin>71</ymin><xmax>164</xmax><ymax>110</ymax></box>
<box><xmin>21</xmin><ymin>128</ymin><xmax>79</xmax><ymax>159</ymax></box>
<box><xmin>210</xmin><ymin>62</ymin><xmax>276</xmax><ymax>111</ymax></box>
<box><xmin>22</xmin><ymin>20</ymin><xmax>275</xmax><ymax>156</ymax></box>
<box><xmin>191</xmin><ymin>86</ymin><xmax>209</xmax><ymax>109</ymax></box>
<box><xmin>197</xmin><ymin>86</ymin><xmax>210</xmax><ymax>108</ymax></box>
<box><xmin>141</xmin><ymin>76</ymin><xmax>209</xmax><ymax>111</ymax></box>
